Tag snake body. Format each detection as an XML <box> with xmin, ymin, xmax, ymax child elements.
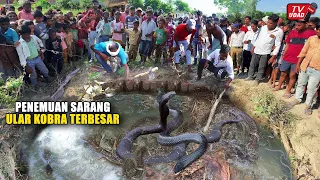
<box><xmin>116</xmin><ymin>91</ymin><xmax>243</xmax><ymax>173</ymax></box>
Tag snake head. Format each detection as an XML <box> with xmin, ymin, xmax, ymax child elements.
<box><xmin>159</xmin><ymin>91</ymin><xmax>176</xmax><ymax>105</ymax></box>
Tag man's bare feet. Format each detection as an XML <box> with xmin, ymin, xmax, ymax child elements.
<box><xmin>282</xmin><ymin>93</ymin><xmax>293</xmax><ymax>99</ymax></box>
<box><xmin>272</xmin><ymin>86</ymin><xmax>281</xmax><ymax>91</ymax></box>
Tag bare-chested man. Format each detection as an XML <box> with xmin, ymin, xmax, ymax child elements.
<box><xmin>205</xmin><ymin>19</ymin><xmax>227</xmax><ymax>54</ymax></box>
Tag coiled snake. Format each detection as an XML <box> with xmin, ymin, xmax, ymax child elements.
<box><xmin>116</xmin><ymin>91</ymin><xmax>242</xmax><ymax>173</ymax></box>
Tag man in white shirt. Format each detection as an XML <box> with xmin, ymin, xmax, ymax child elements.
<box><xmin>242</xmin><ymin>20</ymin><xmax>259</xmax><ymax>73</ymax></box>
<box><xmin>229</xmin><ymin>23</ymin><xmax>245</xmax><ymax>74</ymax></box>
<box><xmin>197</xmin><ymin>44</ymin><xmax>234</xmax><ymax>89</ymax></box>
<box><xmin>139</xmin><ymin>10</ymin><xmax>156</xmax><ymax>64</ymax></box>
<box><xmin>246</xmin><ymin>14</ymin><xmax>284</xmax><ymax>85</ymax></box>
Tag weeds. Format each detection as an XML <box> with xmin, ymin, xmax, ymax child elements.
<box><xmin>252</xmin><ymin>91</ymin><xmax>296</xmax><ymax>125</ymax></box>
<box><xmin>0</xmin><ymin>75</ymin><xmax>23</xmax><ymax>108</ymax></box>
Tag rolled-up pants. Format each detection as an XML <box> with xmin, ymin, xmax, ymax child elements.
<box><xmin>88</xmin><ymin>31</ymin><xmax>98</xmax><ymax>60</ymax></box>
<box><xmin>173</xmin><ymin>40</ymin><xmax>192</xmax><ymax>65</ymax></box>
<box><xmin>27</xmin><ymin>57</ymin><xmax>49</xmax><ymax>85</ymax></box>
<box><xmin>295</xmin><ymin>67</ymin><xmax>320</xmax><ymax>106</ymax></box>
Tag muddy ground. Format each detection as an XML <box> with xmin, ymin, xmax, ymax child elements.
<box><xmin>1</xmin><ymin>61</ymin><xmax>320</xmax><ymax>179</ymax></box>
<box><xmin>227</xmin><ymin>79</ymin><xmax>320</xmax><ymax>180</ymax></box>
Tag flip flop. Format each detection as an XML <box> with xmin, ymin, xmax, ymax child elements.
<box><xmin>288</xmin><ymin>100</ymin><xmax>300</xmax><ymax>108</ymax></box>
<box><xmin>304</xmin><ymin>108</ymin><xmax>312</xmax><ymax>115</ymax></box>
<box><xmin>283</xmin><ymin>93</ymin><xmax>293</xmax><ymax>99</ymax></box>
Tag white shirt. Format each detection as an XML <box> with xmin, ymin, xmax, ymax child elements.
<box><xmin>16</xmin><ymin>35</ymin><xmax>43</xmax><ymax>67</ymax></box>
<box><xmin>243</xmin><ymin>30</ymin><xmax>259</xmax><ymax>51</ymax></box>
<box><xmin>140</xmin><ymin>19</ymin><xmax>157</xmax><ymax>41</ymax></box>
<box><xmin>208</xmin><ymin>49</ymin><xmax>234</xmax><ymax>79</ymax></box>
<box><xmin>253</xmin><ymin>26</ymin><xmax>284</xmax><ymax>55</ymax></box>
<box><xmin>229</xmin><ymin>31</ymin><xmax>245</xmax><ymax>47</ymax></box>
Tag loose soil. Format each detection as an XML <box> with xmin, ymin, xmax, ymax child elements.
<box><xmin>228</xmin><ymin>79</ymin><xmax>320</xmax><ymax>180</ymax></box>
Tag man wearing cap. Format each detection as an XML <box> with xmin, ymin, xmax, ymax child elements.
<box><xmin>229</xmin><ymin>23</ymin><xmax>245</xmax><ymax>74</ymax></box>
<box><xmin>197</xmin><ymin>44</ymin><xmax>234</xmax><ymax>89</ymax></box>
<box><xmin>273</xmin><ymin>19</ymin><xmax>316</xmax><ymax>98</ymax></box>
<box><xmin>90</xmin><ymin>41</ymin><xmax>130</xmax><ymax>79</ymax></box>
<box><xmin>173</xmin><ymin>19</ymin><xmax>197</xmax><ymax>72</ymax></box>
<box><xmin>136</xmin><ymin>7</ymin><xmax>143</xmax><ymax>27</ymax></box>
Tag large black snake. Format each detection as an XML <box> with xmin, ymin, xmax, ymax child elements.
<box><xmin>116</xmin><ymin>91</ymin><xmax>242</xmax><ymax>173</ymax></box>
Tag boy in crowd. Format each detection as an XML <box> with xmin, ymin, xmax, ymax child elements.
<box><xmin>125</xmin><ymin>20</ymin><xmax>141</xmax><ymax>62</ymax></box>
<box><xmin>229</xmin><ymin>23</ymin><xmax>245</xmax><ymax>74</ymax></box>
<box><xmin>64</xmin><ymin>24</ymin><xmax>74</xmax><ymax>62</ymax></box>
<box><xmin>111</xmin><ymin>11</ymin><xmax>125</xmax><ymax>48</ymax></box>
<box><xmin>34</xmin><ymin>10</ymin><xmax>49</xmax><ymax>46</ymax></box>
<box><xmin>96</xmin><ymin>12</ymin><xmax>112</xmax><ymax>43</ymax></box>
<box><xmin>125</xmin><ymin>6</ymin><xmax>139</xmax><ymax>47</ymax></box>
<box><xmin>165</xmin><ymin>16</ymin><xmax>175</xmax><ymax>63</ymax></box>
<box><xmin>0</xmin><ymin>15</ymin><xmax>19</xmax><ymax>47</ymax></box>
<box><xmin>154</xmin><ymin>17</ymin><xmax>169</xmax><ymax>64</ymax></box>
<box><xmin>273</xmin><ymin>20</ymin><xmax>316</xmax><ymax>98</ymax></box>
<box><xmin>16</xmin><ymin>26</ymin><xmax>50</xmax><ymax>87</ymax></box>
<box><xmin>18</xmin><ymin>1</ymin><xmax>33</xmax><ymax>21</ymax></box>
<box><xmin>70</xmin><ymin>21</ymin><xmax>79</xmax><ymax>58</ymax></box>
<box><xmin>6</xmin><ymin>11</ymin><xmax>17</xmax><ymax>22</ymax></box>
<box><xmin>46</xmin><ymin>29</ymin><xmax>64</xmax><ymax>75</ymax></box>
<box><xmin>55</xmin><ymin>23</ymin><xmax>68</xmax><ymax>63</ymax></box>
<box><xmin>289</xmin><ymin>23</ymin><xmax>320</xmax><ymax>115</ymax></box>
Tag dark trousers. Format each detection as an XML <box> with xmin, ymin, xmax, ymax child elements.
<box><xmin>139</xmin><ymin>40</ymin><xmax>152</xmax><ymax>62</ymax></box>
<box><xmin>197</xmin><ymin>59</ymin><xmax>228</xmax><ymax>80</ymax></box>
<box><xmin>248</xmin><ymin>53</ymin><xmax>271</xmax><ymax>81</ymax></box>
<box><xmin>242</xmin><ymin>50</ymin><xmax>252</xmax><ymax>71</ymax></box>
<box><xmin>51</xmin><ymin>55</ymin><xmax>64</xmax><ymax>74</ymax></box>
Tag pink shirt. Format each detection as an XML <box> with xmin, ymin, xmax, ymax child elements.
<box><xmin>111</xmin><ymin>20</ymin><xmax>124</xmax><ymax>41</ymax></box>
<box><xmin>56</xmin><ymin>32</ymin><xmax>67</xmax><ymax>50</ymax></box>
<box><xmin>120</xmin><ymin>12</ymin><xmax>127</xmax><ymax>23</ymax></box>
<box><xmin>18</xmin><ymin>10</ymin><xmax>34</xmax><ymax>21</ymax></box>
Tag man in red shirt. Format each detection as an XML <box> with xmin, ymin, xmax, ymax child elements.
<box><xmin>274</xmin><ymin>20</ymin><xmax>316</xmax><ymax>98</ymax></box>
<box><xmin>240</xmin><ymin>16</ymin><xmax>251</xmax><ymax>33</ymax></box>
<box><xmin>173</xmin><ymin>19</ymin><xmax>196</xmax><ymax>72</ymax></box>
<box><xmin>79</xmin><ymin>1</ymin><xmax>102</xmax><ymax>62</ymax></box>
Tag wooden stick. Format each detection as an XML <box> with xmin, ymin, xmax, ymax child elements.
<box><xmin>203</xmin><ymin>89</ymin><xmax>226</xmax><ymax>133</ymax></box>
<box><xmin>133</xmin><ymin>67</ymin><xmax>158</xmax><ymax>79</ymax></box>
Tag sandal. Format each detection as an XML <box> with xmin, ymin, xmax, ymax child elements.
<box><xmin>304</xmin><ymin>108</ymin><xmax>312</xmax><ymax>115</ymax></box>
<box><xmin>288</xmin><ymin>99</ymin><xmax>300</xmax><ymax>108</ymax></box>
<box><xmin>283</xmin><ymin>93</ymin><xmax>293</xmax><ymax>99</ymax></box>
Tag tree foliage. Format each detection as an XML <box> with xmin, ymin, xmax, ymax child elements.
<box><xmin>174</xmin><ymin>0</ymin><xmax>191</xmax><ymax>12</ymax></box>
<box><xmin>128</xmin><ymin>0</ymin><xmax>144</xmax><ymax>8</ymax></box>
<box><xmin>214</xmin><ymin>0</ymin><xmax>260</xmax><ymax>15</ymax></box>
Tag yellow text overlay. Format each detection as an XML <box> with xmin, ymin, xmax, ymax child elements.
<box><xmin>5</xmin><ymin>113</ymin><xmax>120</xmax><ymax>125</ymax></box>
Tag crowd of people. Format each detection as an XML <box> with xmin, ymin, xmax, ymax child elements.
<box><xmin>1</xmin><ymin>1</ymin><xmax>320</xmax><ymax>114</ymax></box>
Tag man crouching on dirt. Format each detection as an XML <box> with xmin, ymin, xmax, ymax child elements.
<box><xmin>197</xmin><ymin>44</ymin><xmax>234</xmax><ymax>89</ymax></box>
<box><xmin>90</xmin><ymin>41</ymin><xmax>130</xmax><ymax>79</ymax></box>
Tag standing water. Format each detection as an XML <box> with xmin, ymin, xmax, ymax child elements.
<box><xmin>27</xmin><ymin>94</ymin><xmax>292</xmax><ymax>179</ymax></box>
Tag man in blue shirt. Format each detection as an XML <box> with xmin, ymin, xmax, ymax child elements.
<box><xmin>0</xmin><ymin>15</ymin><xmax>19</xmax><ymax>47</ymax></box>
<box><xmin>91</xmin><ymin>41</ymin><xmax>130</xmax><ymax>79</ymax></box>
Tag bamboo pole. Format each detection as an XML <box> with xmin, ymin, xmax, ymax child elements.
<box><xmin>203</xmin><ymin>89</ymin><xmax>226</xmax><ymax>133</ymax></box>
